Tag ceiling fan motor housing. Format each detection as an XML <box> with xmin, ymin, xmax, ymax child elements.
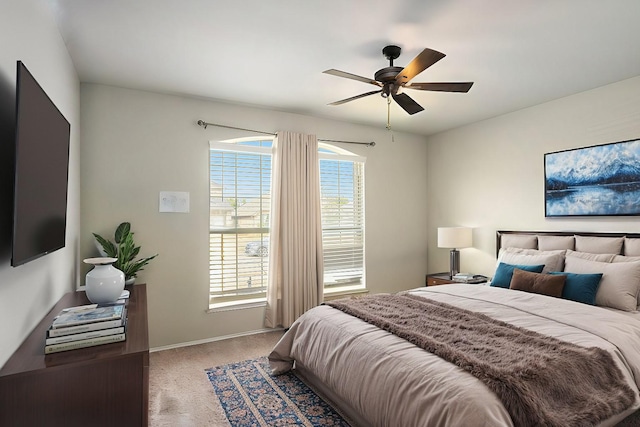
<box><xmin>376</xmin><ymin>66</ymin><xmax>403</xmax><ymax>97</ymax></box>
<box><xmin>375</xmin><ymin>66</ymin><xmax>403</xmax><ymax>83</ymax></box>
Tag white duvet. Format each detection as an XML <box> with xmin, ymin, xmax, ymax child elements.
<box><xmin>269</xmin><ymin>284</ymin><xmax>640</xmax><ymax>427</ymax></box>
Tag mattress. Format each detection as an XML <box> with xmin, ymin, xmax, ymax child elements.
<box><xmin>269</xmin><ymin>284</ymin><xmax>640</xmax><ymax>427</ymax></box>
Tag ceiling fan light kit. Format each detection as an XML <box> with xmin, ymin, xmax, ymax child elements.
<box><xmin>324</xmin><ymin>45</ymin><xmax>474</xmax><ymax>125</ymax></box>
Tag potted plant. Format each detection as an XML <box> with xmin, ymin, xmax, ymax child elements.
<box><xmin>93</xmin><ymin>222</ymin><xmax>158</xmax><ymax>285</ymax></box>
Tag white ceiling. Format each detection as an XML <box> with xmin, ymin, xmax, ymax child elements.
<box><xmin>49</xmin><ymin>0</ymin><xmax>640</xmax><ymax>136</ymax></box>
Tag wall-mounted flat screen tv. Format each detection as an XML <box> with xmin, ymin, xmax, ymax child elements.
<box><xmin>11</xmin><ymin>61</ymin><xmax>70</xmax><ymax>267</ymax></box>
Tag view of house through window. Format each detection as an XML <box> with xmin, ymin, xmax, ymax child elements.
<box><xmin>209</xmin><ymin>138</ymin><xmax>365</xmax><ymax>308</ymax></box>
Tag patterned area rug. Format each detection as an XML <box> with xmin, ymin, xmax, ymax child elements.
<box><xmin>206</xmin><ymin>356</ymin><xmax>350</xmax><ymax>426</ymax></box>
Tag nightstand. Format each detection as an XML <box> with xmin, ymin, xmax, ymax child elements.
<box><xmin>426</xmin><ymin>273</ymin><xmax>456</xmax><ymax>286</ymax></box>
<box><xmin>426</xmin><ymin>273</ymin><xmax>489</xmax><ymax>286</ymax></box>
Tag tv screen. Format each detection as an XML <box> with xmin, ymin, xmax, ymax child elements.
<box><xmin>11</xmin><ymin>61</ymin><xmax>70</xmax><ymax>267</ymax></box>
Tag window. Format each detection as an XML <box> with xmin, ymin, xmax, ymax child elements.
<box><xmin>209</xmin><ymin>138</ymin><xmax>365</xmax><ymax>308</ymax></box>
<box><xmin>319</xmin><ymin>148</ymin><xmax>365</xmax><ymax>292</ymax></box>
<box><xmin>209</xmin><ymin>139</ymin><xmax>272</xmax><ymax>307</ymax></box>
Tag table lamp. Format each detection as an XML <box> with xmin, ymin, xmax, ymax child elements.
<box><xmin>437</xmin><ymin>227</ymin><xmax>473</xmax><ymax>278</ymax></box>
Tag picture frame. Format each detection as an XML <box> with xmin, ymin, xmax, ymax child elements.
<box><xmin>544</xmin><ymin>138</ymin><xmax>640</xmax><ymax>217</ymax></box>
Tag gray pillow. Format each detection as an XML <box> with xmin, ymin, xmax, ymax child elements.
<box><xmin>498</xmin><ymin>248</ymin><xmax>565</xmax><ymax>273</ymax></box>
<box><xmin>500</xmin><ymin>234</ymin><xmax>537</xmax><ymax>250</ymax></box>
<box><xmin>612</xmin><ymin>255</ymin><xmax>640</xmax><ymax>263</ymax></box>
<box><xmin>537</xmin><ymin>235</ymin><xmax>575</xmax><ymax>251</ymax></box>
<box><xmin>611</xmin><ymin>254</ymin><xmax>640</xmax><ymax>308</ymax></box>
<box><xmin>623</xmin><ymin>238</ymin><xmax>640</xmax><ymax>256</ymax></box>
<box><xmin>564</xmin><ymin>256</ymin><xmax>640</xmax><ymax>311</ymax></box>
<box><xmin>574</xmin><ymin>235</ymin><xmax>624</xmax><ymax>255</ymax></box>
<box><xmin>566</xmin><ymin>249</ymin><xmax>616</xmax><ymax>263</ymax></box>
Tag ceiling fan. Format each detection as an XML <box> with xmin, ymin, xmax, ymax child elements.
<box><xmin>324</xmin><ymin>45</ymin><xmax>473</xmax><ymax>116</ymax></box>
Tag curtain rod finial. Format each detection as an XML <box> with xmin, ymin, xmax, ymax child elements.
<box><xmin>369</xmin><ymin>142</ymin><xmax>376</xmax><ymax>147</ymax></box>
<box><xmin>197</xmin><ymin>120</ymin><xmax>207</xmax><ymax>129</ymax></box>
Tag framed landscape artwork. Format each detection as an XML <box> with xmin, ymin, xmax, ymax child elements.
<box><xmin>545</xmin><ymin>138</ymin><xmax>640</xmax><ymax>217</ymax></box>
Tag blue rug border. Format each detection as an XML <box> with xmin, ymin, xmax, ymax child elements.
<box><xmin>206</xmin><ymin>355</ymin><xmax>351</xmax><ymax>426</ymax></box>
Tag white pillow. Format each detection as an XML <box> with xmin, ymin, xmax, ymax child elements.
<box><xmin>574</xmin><ymin>235</ymin><xmax>624</xmax><ymax>255</ymax></box>
<box><xmin>564</xmin><ymin>256</ymin><xmax>640</xmax><ymax>311</ymax></box>
<box><xmin>497</xmin><ymin>248</ymin><xmax>565</xmax><ymax>273</ymax></box>
<box><xmin>537</xmin><ymin>235</ymin><xmax>575</xmax><ymax>251</ymax></box>
<box><xmin>566</xmin><ymin>249</ymin><xmax>616</xmax><ymax>263</ymax></box>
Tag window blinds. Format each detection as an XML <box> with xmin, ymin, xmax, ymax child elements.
<box><xmin>319</xmin><ymin>158</ymin><xmax>365</xmax><ymax>289</ymax></box>
<box><xmin>209</xmin><ymin>141</ymin><xmax>272</xmax><ymax>304</ymax></box>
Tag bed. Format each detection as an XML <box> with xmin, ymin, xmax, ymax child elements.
<box><xmin>268</xmin><ymin>231</ymin><xmax>640</xmax><ymax>426</ymax></box>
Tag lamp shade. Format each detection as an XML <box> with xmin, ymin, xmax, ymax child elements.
<box><xmin>438</xmin><ymin>227</ymin><xmax>472</xmax><ymax>249</ymax></box>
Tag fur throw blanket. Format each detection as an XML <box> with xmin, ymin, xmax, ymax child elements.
<box><xmin>326</xmin><ymin>293</ymin><xmax>635</xmax><ymax>427</ymax></box>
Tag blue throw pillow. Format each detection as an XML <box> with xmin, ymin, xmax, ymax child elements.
<box><xmin>549</xmin><ymin>272</ymin><xmax>603</xmax><ymax>305</ymax></box>
<box><xmin>491</xmin><ymin>263</ymin><xmax>545</xmax><ymax>288</ymax></box>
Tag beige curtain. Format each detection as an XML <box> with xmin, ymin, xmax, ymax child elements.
<box><xmin>265</xmin><ymin>131</ymin><xmax>324</xmax><ymax>328</ymax></box>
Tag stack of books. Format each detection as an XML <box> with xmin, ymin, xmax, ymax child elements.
<box><xmin>45</xmin><ymin>293</ymin><xmax>128</xmax><ymax>354</ymax></box>
<box><xmin>452</xmin><ymin>273</ymin><xmax>488</xmax><ymax>284</ymax></box>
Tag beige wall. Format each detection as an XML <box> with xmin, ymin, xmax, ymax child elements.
<box><xmin>0</xmin><ymin>0</ymin><xmax>80</xmax><ymax>367</ymax></box>
<box><xmin>426</xmin><ymin>76</ymin><xmax>640</xmax><ymax>277</ymax></box>
<box><xmin>2</xmin><ymin>0</ymin><xmax>636</xmax><ymax>366</ymax></box>
<box><xmin>80</xmin><ymin>84</ymin><xmax>429</xmax><ymax>349</ymax></box>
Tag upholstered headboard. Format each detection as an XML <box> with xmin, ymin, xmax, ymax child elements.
<box><xmin>496</xmin><ymin>230</ymin><xmax>640</xmax><ymax>257</ymax></box>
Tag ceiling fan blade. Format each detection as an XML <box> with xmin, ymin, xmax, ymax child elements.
<box><xmin>406</xmin><ymin>82</ymin><xmax>474</xmax><ymax>93</ymax></box>
<box><xmin>329</xmin><ymin>90</ymin><xmax>382</xmax><ymax>106</ymax></box>
<box><xmin>323</xmin><ymin>69</ymin><xmax>382</xmax><ymax>87</ymax></box>
<box><xmin>395</xmin><ymin>48</ymin><xmax>446</xmax><ymax>85</ymax></box>
<box><xmin>392</xmin><ymin>92</ymin><xmax>424</xmax><ymax>115</ymax></box>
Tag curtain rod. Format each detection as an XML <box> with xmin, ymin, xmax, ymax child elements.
<box><xmin>196</xmin><ymin>120</ymin><xmax>376</xmax><ymax>147</ymax></box>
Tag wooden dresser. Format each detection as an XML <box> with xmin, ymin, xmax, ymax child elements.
<box><xmin>0</xmin><ymin>284</ymin><xmax>149</xmax><ymax>427</ymax></box>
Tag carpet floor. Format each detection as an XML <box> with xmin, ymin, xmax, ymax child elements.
<box><xmin>149</xmin><ymin>329</ymin><xmax>640</xmax><ymax>427</ymax></box>
<box><xmin>149</xmin><ymin>331</ymin><xmax>285</xmax><ymax>426</ymax></box>
<box><xmin>206</xmin><ymin>356</ymin><xmax>350</xmax><ymax>426</ymax></box>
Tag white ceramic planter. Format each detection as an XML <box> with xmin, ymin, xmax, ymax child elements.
<box><xmin>84</xmin><ymin>257</ymin><xmax>125</xmax><ymax>304</ymax></box>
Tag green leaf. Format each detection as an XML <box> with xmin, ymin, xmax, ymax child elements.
<box><xmin>93</xmin><ymin>233</ymin><xmax>117</xmax><ymax>258</ymax></box>
<box><xmin>124</xmin><ymin>254</ymin><xmax>159</xmax><ymax>278</ymax></box>
<box><xmin>131</xmin><ymin>246</ymin><xmax>141</xmax><ymax>259</ymax></box>
<box><xmin>114</xmin><ymin>222</ymin><xmax>131</xmax><ymax>244</ymax></box>
<box><xmin>117</xmin><ymin>234</ymin><xmax>136</xmax><ymax>265</ymax></box>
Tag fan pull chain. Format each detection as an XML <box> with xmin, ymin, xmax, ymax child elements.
<box><xmin>386</xmin><ymin>97</ymin><xmax>394</xmax><ymax>142</ymax></box>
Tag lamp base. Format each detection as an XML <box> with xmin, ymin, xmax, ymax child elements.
<box><xmin>449</xmin><ymin>249</ymin><xmax>460</xmax><ymax>278</ymax></box>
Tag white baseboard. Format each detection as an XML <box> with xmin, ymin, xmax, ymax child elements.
<box><xmin>149</xmin><ymin>327</ymin><xmax>284</xmax><ymax>353</ymax></box>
